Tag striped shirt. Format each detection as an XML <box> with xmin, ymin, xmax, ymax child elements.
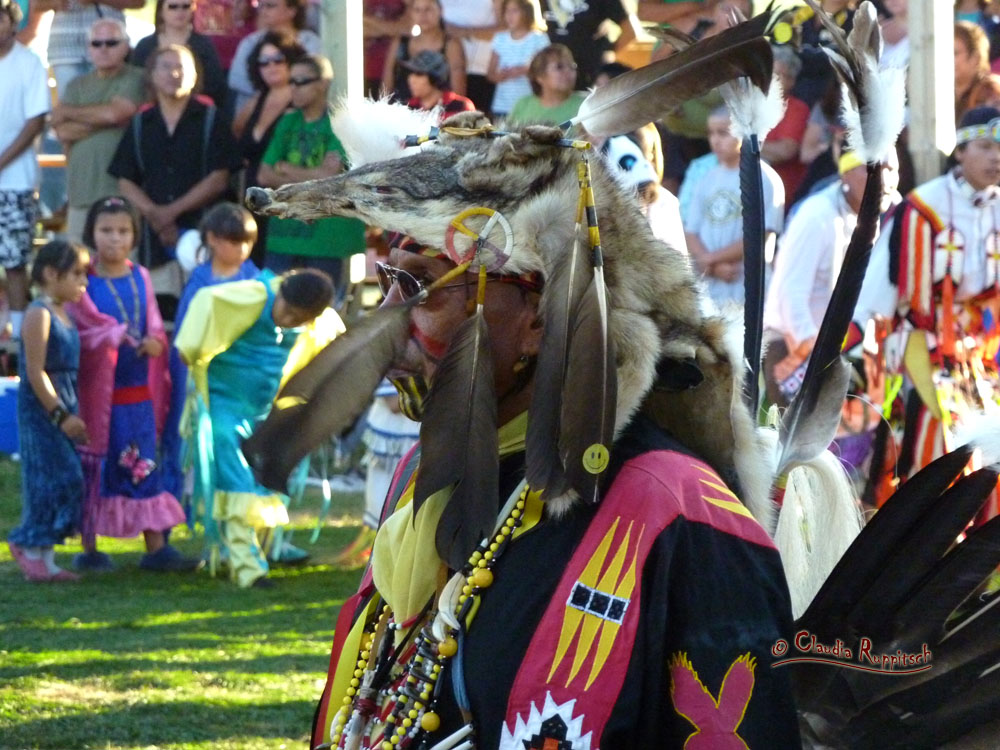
<box><xmin>490</xmin><ymin>30</ymin><xmax>549</xmax><ymax>115</ymax></box>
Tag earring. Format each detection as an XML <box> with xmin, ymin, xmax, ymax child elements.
<box><xmin>512</xmin><ymin>354</ymin><xmax>530</xmax><ymax>373</ymax></box>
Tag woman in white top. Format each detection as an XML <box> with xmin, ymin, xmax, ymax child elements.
<box><xmin>487</xmin><ymin>0</ymin><xmax>548</xmax><ymax>117</ymax></box>
<box><xmin>439</xmin><ymin>0</ymin><xmax>502</xmax><ymax>111</ymax></box>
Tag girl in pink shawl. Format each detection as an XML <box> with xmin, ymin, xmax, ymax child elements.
<box><xmin>68</xmin><ymin>197</ymin><xmax>195</xmax><ymax>573</ymax></box>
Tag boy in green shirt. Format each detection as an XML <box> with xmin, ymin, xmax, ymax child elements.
<box><xmin>258</xmin><ymin>53</ymin><xmax>365</xmax><ymax>290</ymax></box>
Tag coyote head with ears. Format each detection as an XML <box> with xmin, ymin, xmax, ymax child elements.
<box><xmin>246</xmin><ymin>111</ymin><xmax>772</xmax><ymax>524</ymax></box>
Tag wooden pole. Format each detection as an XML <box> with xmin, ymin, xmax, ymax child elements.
<box><xmin>907</xmin><ymin>0</ymin><xmax>954</xmax><ymax>185</ymax></box>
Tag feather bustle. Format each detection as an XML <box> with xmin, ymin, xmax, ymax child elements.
<box><xmin>242</xmin><ymin>303</ymin><xmax>415</xmax><ymax>493</ymax></box>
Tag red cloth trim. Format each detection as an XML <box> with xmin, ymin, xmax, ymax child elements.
<box><xmin>112</xmin><ymin>385</ymin><xmax>152</xmax><ymax>405</ymax></box>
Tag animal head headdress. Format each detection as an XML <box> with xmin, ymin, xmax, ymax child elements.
<box><xmin>242</xmin><ymin>10</ymin><xmax>786</xmax><ymax>569</ymax></box>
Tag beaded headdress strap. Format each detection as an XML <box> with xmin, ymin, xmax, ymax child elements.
<box><xmin>955</xmin><ymin>117</ymin><xmax>1000</xmax><ymax>146</ymax></box>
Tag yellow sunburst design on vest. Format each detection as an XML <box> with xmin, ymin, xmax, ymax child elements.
<box><xmin>694</xmin><ymin>465</ymin><xmax>755</xmax><ymax>519</ymax></box>
<box><xmin>546</xmin><ymin>517</ymin><xmax>646</xmax><ymax>690</ymax></box>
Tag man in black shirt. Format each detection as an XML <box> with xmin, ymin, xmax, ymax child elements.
<box><xmin>108</xmin><ymin>43</ymin><xmax>241</xmax><ymax>318</ymax></box>
<box><xmin>542</xmin><ymin>0</ymin><xmax>640</xmax><ymax>89</ymax></box>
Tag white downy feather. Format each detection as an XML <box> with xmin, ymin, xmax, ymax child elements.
<box><xmin>954</xmin><ymin>413</ymin><xmax>1000</xmax><ymax>469</ymax></box>
<box><xmin>774</xmin><ymin>450</ymin><xmax>865</xmax><ymax>619</ymax></box>
<box><xmin>839</xmin><ymin>2</ymin><xmax>907</xmax><ymax>164</ymax></box>
<box><xmin>331</xmin><ymin>97</ymin><xmax>441</xmax><ymax>168</ymax></box>
<box><xmin>720</xmin><ymin>74</ymin><xmax>787</xmax><ymax>141</ymax></box>
<box><xmin>841</xmin><ymin>63</ymin><xmax>907</xmax><ymax>165</ymax></box>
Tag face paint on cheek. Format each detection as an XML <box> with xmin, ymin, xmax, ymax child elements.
<box><xmin>410</xmin><ymin>321</ymin><xmax>449</xmax><ymax>363</ymax></box>
<box><xmin>389</xmin><ymin>374</ymin><xmax>430</xmax><ymax>421</ymax></box>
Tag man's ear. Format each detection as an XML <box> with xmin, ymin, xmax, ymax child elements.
<box><xmin>520</xmin><ymin>300</ymin><xmax>545</xmax><ymax>359</ymax></box>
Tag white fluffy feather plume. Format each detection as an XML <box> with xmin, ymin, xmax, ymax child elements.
<box><xmin>840</xmin><ymin>62</ymin><xmax>907</xmax><ymax>165</ymax></box>
<box><xmin>331</xmin><ymin>97</ymin><xmax>441</xmax><ymax>168</ymax></box>
<box><xmin>773</xmin><ymin>448</ymin><xmax>865</xmax><ymax>619</ymax></box>
<box><xmin>954</xmin><ymin>412</ymin><xmax>1000</xmax><ymax>469</ymax></box>
<box><xmin>812</xmin><ymin>0</ymin><xmax>907</xmax><ymax>164</ymax></box>
<box><xmin>720</xmin><ymin>73</ymin><xmax>787</xmax><ymax>141</ymax></box>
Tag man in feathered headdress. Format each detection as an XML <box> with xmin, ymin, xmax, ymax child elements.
<box><xmin>243</xmin><ymin>3</ymin><xmax>1000</xmax><ymax>746</ymax></box>
<box><xmin>851</xmin><ymin>106</ymin><xmax>1000</xmax><ymax>507</ymax></box>
<box><xmin>293</xmin><ymin>158</ymin><xmax>800</xmax><ymax>749</ymax></box>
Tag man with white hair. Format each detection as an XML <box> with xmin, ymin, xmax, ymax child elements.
<box><xmin>51</xmin><ymin>18</ymin><xmax>146</xmax><ymax>243</ymax></box>
<box><xmin>33</xmin><ymin>0</ymin><xmax>143</xmax><ymax>98</ymax></box>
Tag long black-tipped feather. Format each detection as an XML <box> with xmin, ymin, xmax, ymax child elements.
<box><xmin>243</xmin><ymin>303</ymin><xmax>415</xmax><ymax>493</ymax></box>
<box><xmin>525</xmin><ymin>235</ymin><xmax>589</xmax><ymax>500</ymax></box>
<box><xmin>559</xmin><ymin>271</ymin><xmax>617</xmax><ymax>504</ymax></box>
<box><xmin>789</xmin><ymin>438</ymin><xmax>1000</xmax><ymax>747</ymax></box>
<box><xmin>859</xmin><ymin>598</ymin><xmax>1000</xmax><ymax>708</ymax></box>
<box><xmin>413</xmin><ymin>313</ymin><xmax>498</xmax><ymax>570</ymax></box>
<box><xmin>891</xmin><ymin>515</ymin><xmax>1000</xmax><ymax>643</ymax></box>
<box><xmin>776</xmin><ymin>165</ymin><xmax>883</xmax><ymax>477</ymax></box>
<box><xmin>848</xmin><ymin>469</ymin><xmax>998</xmax><ymax>633</ymax></box>
<box><xmin>803</xmin><ymin>0</ymin><xmax>880</xmax><ymax>107</ymax></box>
<box><xmin>570</xmin><ymin>10</ymin><xmax>774</xmax><ymax>136</ymax></box>
<box><xmin>741</xmin><ymin>135</ymin><xmax>766</xmax><ymax>417</ymax></box>
<box><xmin>847</xmin><ymin>660</ymin><xmax>1000</xmax><ymax>750</ymax></box>
<box><xmin>799</xmin><ymin>443</ymin><xmax>974</xmax><ymax>635</ymax></box>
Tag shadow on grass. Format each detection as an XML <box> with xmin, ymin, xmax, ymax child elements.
<box><xmin>0</xmin><ymin>698</ymin><xmax>317</xmax><ymax>748</ymax></box>
<box><xmin>0</xmin><ymin>652</ymin><xmax>329</xmax><ymax>682</ymax></box>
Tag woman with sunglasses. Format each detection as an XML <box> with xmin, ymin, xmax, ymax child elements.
<box><xmin>507</xmin><ymin>43</ymin><xmax>584</xmax><ymax>126</ymax></box>
<box><xmin>132</xmin><ymin>0</ymin><xmax>227</xmax><ymax>108</ymax></box>
<box><xmin>232</xmin><ymin>30</ymin><xmax>305</xmax><ymax>266</ymax></box>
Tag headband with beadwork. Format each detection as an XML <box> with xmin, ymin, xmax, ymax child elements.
<box><xmin>956</xmin><ymin>117</ymin><xmax>1000</xmax><ymax>146</ymax></box>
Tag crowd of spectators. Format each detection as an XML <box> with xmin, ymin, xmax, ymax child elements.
<box><xmin>1</xmin><ymin>0</ymin><xmax>998</xmax><ymax>348</ymax></box>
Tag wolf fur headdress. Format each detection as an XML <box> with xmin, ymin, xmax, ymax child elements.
<box><xmin>245</xmin><ymin>112</ymin><xmax>774</xmax><ymax>526</ymax></box>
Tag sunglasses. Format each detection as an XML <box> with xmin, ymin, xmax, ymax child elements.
<box><xmin>90</xmin><ymin>39</ymin><xmax>123</xmax><ymax>48</ymax></box>
<box><xmin>165</xmin><ymin>2</ymin><xmax>192</xmax><ymax>9</ymax></box>
<box><xmin>290</xmin><ymin>76</ymin><xmax>320</xmax><ymax>86</ymax></box>
<box><xmin>377</xmin><ymin>261</ymin><xmax>496</xmax><ymax>302</ymax></box>
<box><xmin>257</xmin><ymin>53</ymin><xmax>287</xmax><ymax>67</ymax></box>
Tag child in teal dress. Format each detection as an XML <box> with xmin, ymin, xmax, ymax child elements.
<box><xmin>8</xmin><ymin>241</ymin><xmax>90</xmax><ymax>581</ymax></box>
<box><xmin>162</xmin><ymin>203</ymin><xmax>260</xmax><ymax>510</ymax></box>
<box><xmin>176</xmin><ymin>269</ymin><xmax>343</xmax><ymax>587</ymax></box>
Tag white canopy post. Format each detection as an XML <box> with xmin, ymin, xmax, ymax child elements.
<box><xmin>321</xmin><ymin>0</ymin><xmax>364</xmax><ymax>105</ymax></box>
<box><xmin>907</xmin><ymin>0</ymin><xmax>955</xmax><ymax>184</ymax></box>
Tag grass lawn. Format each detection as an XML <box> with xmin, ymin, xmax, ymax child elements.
<box><xmin>0</xmin><ymin>457</ymin><xmax>368</xmax><ymax>750</ymax></box>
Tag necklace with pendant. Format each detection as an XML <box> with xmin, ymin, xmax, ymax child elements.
<box><xmin>102</xmin><ymin>267</ymin><xmax>142</xmax><ymax>341</ymax></box>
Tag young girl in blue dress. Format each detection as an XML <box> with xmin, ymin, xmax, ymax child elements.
<box><xmin>7</xmin><ymin>241</ymin><xmax>90</xmax><ymax>582</ymax></box>
<box><xmin>162</xmin><ymin>203</ymin><xmax>260</xmax><ymax>505</ymax></box>
<box><xmin>69</xmin><ymin>197</ymin><xmax>194</xmax><ymax>572</ymax></box>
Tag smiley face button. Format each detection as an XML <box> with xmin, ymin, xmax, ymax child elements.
<box><xmin>582</xmin><ymin>443</ymin><xmax>610</xmax><ymax>475</ymax></box>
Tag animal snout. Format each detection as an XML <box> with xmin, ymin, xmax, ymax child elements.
<box><xmin>245</xmin><ymin>187</ymin><xmax>273</xmax><ymax>212</ymax></box>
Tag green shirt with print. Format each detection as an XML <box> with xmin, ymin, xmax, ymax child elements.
<box><xmin>261</xmin><ymin>109</ymin><xmax>366</xmax><ymax>258</ymax></box>
<box><xmin>508</xmin><ymin>92</ymin><xmax>586</xmax><ymax>127</ymax></box>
